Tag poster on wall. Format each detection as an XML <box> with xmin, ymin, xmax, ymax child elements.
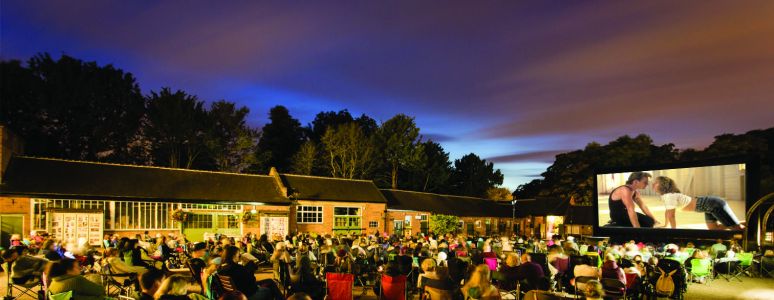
<box><xmin>47</xmin><ymin>210</ymin><xmax>104</xmax><ymax>246</ymax></box>
<box><xmin>260</xmin><ymin>216</ymin><xmax>288</xmax><ymax>241</ymax></box>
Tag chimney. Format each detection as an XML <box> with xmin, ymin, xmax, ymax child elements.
<box><xmin>0</xmin><ymin>125</ymin><xmax>25</xmax><ymax>184</ymax></box>
<box><xmin>268</xmin><ymin>167</ymin><xmax>288</xmax><ymax>197</ymax></box>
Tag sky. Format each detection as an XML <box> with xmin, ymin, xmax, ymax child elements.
<box><xmin>2</xmin><ymin>1</ymin><xmax>773</xmax><ymax>189</ymax></box>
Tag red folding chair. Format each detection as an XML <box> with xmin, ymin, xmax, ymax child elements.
<box><xmin>326</xmin><ymin>273</ymin><xmax>354</xmax><ymax>300</ymax></box>
<box><xmin>379</xmin><ymin>274</ymin><xmax>407</xmax><ymax>300</ymax></box>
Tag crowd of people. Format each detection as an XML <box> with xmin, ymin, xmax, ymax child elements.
<box><xmin>2</xmin><ymin>229</ymin><xmax>774</xmax><ymax>300</ymax></box>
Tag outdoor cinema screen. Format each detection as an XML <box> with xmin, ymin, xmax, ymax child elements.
<box><xmin>596</xmin><ymin>163</ymin><xmax>746</xmax><ymax>231</ymax></box>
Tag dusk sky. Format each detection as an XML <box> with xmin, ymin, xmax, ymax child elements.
<box><xmin>2</xmin><ymin>1</ymin><xmax>773</xmax><ymax>189</ymax></box>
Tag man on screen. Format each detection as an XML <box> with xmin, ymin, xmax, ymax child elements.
<box><xmin>607</xmin><ymin>172</ymin><xmax>660</xmax><ymax>228</ymax></box>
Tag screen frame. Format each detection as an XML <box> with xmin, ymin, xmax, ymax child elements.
<box><xmin>592</xmin><ymin>155</ymin><xmax>758</xmax><ymax>241</ymax></box>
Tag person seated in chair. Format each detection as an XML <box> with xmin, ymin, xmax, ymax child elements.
<box><xmin>48</xmin><ymin>258</ymin><xmax>105</xmax><ymax>300</ymax></box>
<box><xmin>461</xmin><ymin>264</ymin><xmax>500</xmax><ymax>300</ymax></box>
<box><xmin>155</xmin><ymin>274</ymin><xmax>205</xmax><ymax>300</ymax></box>
<box><xmin>289</xmin><ymin>256</ymin><xmax>324</xmax><ymax>299</ymax></box>
<box><xmin>516</xmin><ymin>253</ymin><xmax>545</xmax><ymax>283</ymax></box>
<box><xmin>189</xmin><ymin>242</ymin><xmax>208</xmax><ymax>285</ymax></box>
<box><xmin>218</xmin><ymin>246</ymin><xmax>260</xmax><ymax>298</ymax></box>
<box><xmin>2</xmin><ymin>246</ymin><xmax>48</xmax><ymax>285</ymax></box>
<box><xmin>601</xmin><ymin>254</ymin><xmax>626</xmax><ymax>285</ymax></box>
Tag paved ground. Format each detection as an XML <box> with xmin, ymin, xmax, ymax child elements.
<box><xmin>598</xmin><ymin>195</ymin><xmax>746</xmax><ymax>229</ymax></box>
<box><xmin>3</xmin><ymin>269</ymin><xmax>772</xmax><ymax>299</ymax></box>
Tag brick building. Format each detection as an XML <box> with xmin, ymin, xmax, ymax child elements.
<box><xmin>381</xmin><ymin>189</ymin><xmax>513</xmax><ymax>237</ymax></box>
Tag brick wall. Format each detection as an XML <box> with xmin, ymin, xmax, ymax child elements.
<box><xmin>385</xmin><ymin>210</ymin><xmax>431</xmax><ymax>237</ymax></box>
<box><xmin>0</xmin><ymin>196</ymin><xmax>32</xmax><ymax>237</ymax></box>
<box><xmin>291</xmin><ymin>200</ymin><xmax>386</xmax><ymax>236</ymax></box>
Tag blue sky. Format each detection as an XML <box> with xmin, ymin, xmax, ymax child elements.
<box><xmin>3</xmin><ymin>1</ymin><xmax>773</xmax><ymax>189</ymax></box>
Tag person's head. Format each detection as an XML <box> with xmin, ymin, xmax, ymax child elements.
<box><xmin>192</xmin><ymin>242</ymin><xmax>207</xmax><ymax>258</ymax></box>
<box><xmin>626</xmin><ymin>172</ymin><xmax>652</xmax><ymax>189</ymax></box>
<box><xmin>653</xmin><ymin>176</ymin><xmax>680</xmax><ymax>195</ymax></box>
<box><xmin>605</xmin><ymin>253</ymin><xmax>616</xmax><ymax>263</ymax></box>
<box><xmin>287</xmin><ymin>292</ymin><xmax>312</xmax><ymax>300</ymax></box>
<box><xmin>155</xmin><ymin>275</ymin><xmax>189</xmax><ymax>298</ymax></box>
<box><xmin>716</xmin><ymin>239</ymin><xmax>724</xmax><ymax>245</ymax></box>
<box><xmin>505</xmin><ymin>252</ymin><xmax>521</xmax><ymax>267</ymax></box>
<box><xmin>584</xmin><ymin>280</ymin><xmax>605</xmax><ymax>298</ymax></box>
<box><xmin>139</xmin><ymin>268</ymin><xmax>164</xmax><ymax>294</ymax></box>
<box><xmin>421</xmin><ymin>258</ymin><xmax>437</xmax><ymax>273</ymax></box>
<box><xmin>521</xmin><ymin>253</ymin><xmax>532</xmax><ymax>263</ymax></box>
<box><xmin>633</xmin><ymin>255</ymin><xmax>643</xmax><ymax>264</ymax></box>
<box><xmin>222</xmin><ymin>245</ymin><xmax>240</xmax><ymax>264</ymax></box>
<box><xmin>465</xmin><ymin>264</ymin><xmax>492</xmax><ymax>290</ymax></box>
<box><xmin>48</xmin><ymin>258</ymin><xmax>79</xmax><ymax>278</ymax></box>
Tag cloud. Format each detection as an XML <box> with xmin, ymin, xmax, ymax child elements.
<box><xmin>486</xmin><ymin>150</ymin><xmax>568</xmax><ymax>164</ymax></box>
<box><xmin>423</xmin><ymin>133</ymin><xmax>455</xmax><ymax>143</ymax></box>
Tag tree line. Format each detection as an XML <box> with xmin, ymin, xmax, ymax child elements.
<box><xmin>0</xmin><ymin>53</ymin><xmax>503</xmax><ymax>197</ymax></box>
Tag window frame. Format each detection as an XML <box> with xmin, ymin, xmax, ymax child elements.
<box><xmin>296</xmin><ymin>205</ymin><xmax>324</xmax><ymax>224</ymax></box>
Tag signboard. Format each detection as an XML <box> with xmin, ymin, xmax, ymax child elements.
<box><xmin>48</xmin><ymin>209</ymin><xmax>104</xmax><ymax>246</ymax></box>
<box><xmin>260</xmin><ymin>216</ymin><xmax>288</xmax><ymax>241</ymax></box>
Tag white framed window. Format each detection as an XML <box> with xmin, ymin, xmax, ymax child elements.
<box><xmin>32</xmin><ymin>199</ymin><xmax>178</xmax><ymax>230</ymax></box>
<box><xmin>419</xmin><ymin>215</ymin><xmax>428</xmax><ymax>221</ymax></box>
<box><xmin>369</xmin><ymin>221</ymin><xmax>379</xmax><ymax>228</ymax></box>
<box><xmin>296</xmin><ymin>206</ymin><xmax>323</xmax><ymax>224</ymax></box>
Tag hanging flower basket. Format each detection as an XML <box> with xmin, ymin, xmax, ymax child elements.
<box><xmin>171</xmin><ymin>209</ymin><xmax>190</xmax><ymax>223</ymax></box>
<box><xmin>240</xmin><ymin>211</ymin><xmax>254</xmax><ymax>223</ymax></box>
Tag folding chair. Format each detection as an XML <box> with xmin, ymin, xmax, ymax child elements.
<box><xmin>326</xmin><ymin>273</ymin><xmax>354</xmax><ymax>300</ymax></box>
<box><xmin>736</xmin><ymin>252</ymin><xmax>754</xmax><ymax>277</ymax></box>
<box><xmin>5</xmin><ymin>261</ymin><xmax>43</xmax><ymax>300</ymax></box>
<box><xmin>216</xmin><ymin>273</ymin><xmax>238</xmax><ymax>293</ymax></box>
<box><xmin>491</xmin><ymin>271</ymin><xmax>518</xmax><ymax>300</ymax></box>
<box><xmin>600</xmin><ymin>278</ymin><xmax>626</xmax><ymax>299</ymax></box>
<box><xmin>572</xmin><ymin>276</ymin><xmax>596</xmax><ymax>296</ymax></box>
<box><xmin>761</xmin><ymin>256</ymin><xmax>774</xmax><ymax>278</ymax></box>
<box><xmin>379</xmin><ymin>274</ymin><xmax>407</xmax><ymax>300</ymax></box>
<box><xmin>688</xmin><ymin>258</ymin><xmax>712</xmax><ymax>284</ymax></box>
<box><xmin>484</xmin><ymin>257</ymin><xmax>498</xmax><ymax>271</ymax></box>
<box><xmin>101</xmin><ymin>263</ymin><xmax>138</xmax><ymax>297</ymax></box>
<box><xmin>714</xmin><ymin>260</ymin><xmax>741</xmax><ymax>282</ymax></box>
<box><xmin>48</xmin><ymin>290</ymin><xmax>73</xmax><ymax>300</ymax></box>
<box><xmin>624</xmin><ymin>273</ymin><xmax>641</xmax><ymax>299</ymax></box>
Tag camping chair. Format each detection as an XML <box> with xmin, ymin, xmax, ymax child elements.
<box><xmin>655</xmin><ymin>258</ymin><xmax>687</xmax><ymax>299</ymax></box>
<box><xmin>714</xmin><ymin>260</ymin><xmax>741</xmax><ymax>282</ymax></box>
<box><xmin>491</xmin><ymin>271</ymin><xmax>518</xmax><ymax>300</ymax></box>
<box><xmin>688</xmin><ymin>258</ymin><xmax>712</xmax><ymax>284</ymax></box>
<box><xmin>736</xmin><ymin>252</ymin><xmax>754</xmax><ymax>277</ymax></box>
<box><xmin>5</xmin><ymin>260</ymin><xmax>44</xmax><ymax>300</ymax></box>
<box><xmin>624</xmin><ymin>273</ymin><xmax>641</xmax><ymax>299</ymax></box>
<box><xmin>101</xmin><ymin>263</ymin><xmax>138</xmax><ymax>297</ymax></box>
<box><xmin>187</xmin><ymin>260</ymin><xmax>205</xmax><ymax>292</ymax></box>
<box><xmin>572</xmin><ymin>276</ymin><xmax>596</xmax><ymax>296</ymax></box>
<box><xmin>48</xmin><ymin>290</ymin><xmax>73</xmax><ymax>300</ymax></box>
<box><xmin>326</xmin><ymin>273</ymin><xmax>354</xmax><ymax>300</ymax></box>
<box><xmin>761</xmin><ymin>256</ymin><xmax>774</xmax><ymax>278</ymax></box>
<box><xmin>600</xmin><ymin>278</ymin><xmax>626</xmax><ymax>299</ymax></box>
<box><xmin>379</xmin><ymin>274</ymin><xmax>407</xmax><ymax>300</ymax></box>
<box><xmin>484</xmin><ymin>257</ymin><xmax>498</xmax><ymax>271</ymax></box>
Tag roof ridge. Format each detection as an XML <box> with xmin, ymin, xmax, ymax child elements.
<box><xmin>281</xmin><ymin>173</ymin><xmax>376</xmax><ymax>183</ymax></box>
<box><xmin>380</xmin><ymin>188</ymin><xmax>492</xmax><ymax>201</ymax></box>
<box><xmin>14</xmin><ymin>155</ymin><xmax>274</xmax><ymax>178</ymax></box>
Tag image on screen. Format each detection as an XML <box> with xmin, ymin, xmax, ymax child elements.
<box><xmin>597</xmin><ymin>163</ymin><xmax>746</xmax><ymax>230</ymax></box>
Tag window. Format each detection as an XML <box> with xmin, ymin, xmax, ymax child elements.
<box><xmin>31</xmin><ymin>199</ymin><xmax>176</xmax><ymax>230</ymax></box>
<box><xmin>187</xmin><ymin>214</ymin><xmax>213</xmax><ymax>229</ymax></box>
<box><xmin>296</xmin><ymin>206</ymin><xmax>323</xmax><ymax>224</ymax></box>
<box><xmin>369</xmin><ymin>221</ymin><xmax>378</xmax><ymax>228</ymax></box>
<box><xmin>217</xmin><ymin>215</ymin><xmax>239</xmax><ymax>229</ymax></box>
<box><xmin>334</xmin><ymin>207</ymin><xmax>362</xmax><ymax>229</ymax></box>
<box><xmin>419</xmin><ymin>215</ymin><xmax>428</xmax><ymax>221</ymax></box>
<box><xmin>180</xmin><ymin>203</ymin><xmax>241</xmax><ymax>211</ymax></box>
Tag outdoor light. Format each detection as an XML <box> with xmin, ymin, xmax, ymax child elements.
<box><xmin>251</xmin><ymin>209</ymin><xmax>257</xmax><ymax>214</ymax></box>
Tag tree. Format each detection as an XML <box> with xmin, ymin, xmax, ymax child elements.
<box><xmin>375</xmin><ymin>114</ymin><xmax>424</xmax><ymax>189</ymax></box>
<box><xmin>291</xmin><ymin>140</ymin><xmax>318</xmax><ymax>175</ymax></box>
<box><xmin>144</xmin><ymin>88</ymin><xmax>209</xmax><ymax>168</ymax></box>
<box><xmin>487</xmin><ymin>187</ymin><xmax>513</xmax><ymax>201</ymax></box>
<box><xmin>0</xmin><ymin>54</ymin><xmax>145</xmax><ymax>162</ymax></box>
<box><xmin>321</xmin><ymin>123</ymin><xmax>376</xmax><ymax>179</ymax></box>
<box><xmin>205</xmin><ymin>100</ymin><xmax>257</xmax><ymax>173</ymax></box>
<box><xmin>447</xmin><ymin>153</ymin><xmax>504</xmax><ymax>197</ymax></box>
<box><xmin>400</xmin><ymin>141</ymin><xmax>452</xmax><ymax>192</ymax></box>
<box><xmin>307</xmin><ymin>110</ymin><xmax>354</xmax><ymax>142</ymax></box>
<box><xmin>429</xmin><ymin>214</ymin><xmax>460</xmax><ymax>235</ymax></box>
<box><xmin>255</xmin><ymin>106</ymin><xmax>305</xmax><ymax>172</ymax></box>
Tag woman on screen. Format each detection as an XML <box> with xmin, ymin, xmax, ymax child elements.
<box><xmin>653</xmin><ymin>176</ymin><xmax>744</xmax><ymax>230</ymax></box>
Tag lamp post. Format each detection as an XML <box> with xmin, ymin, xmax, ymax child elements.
<box><xmin>511</xmin><ymin>199</ymin><xmax>517</xmax><ymax>236</ymax></box>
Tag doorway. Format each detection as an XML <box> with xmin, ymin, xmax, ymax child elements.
<box><xmin>0</xmin><ymin>215</ymin><xmax>24</xmax><ymax>249</ymax></box>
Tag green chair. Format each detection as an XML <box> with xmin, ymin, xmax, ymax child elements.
<box><xmin>689</xmin><ymin>258</ymin><xmax>712</xmax><ymax>284</ymax></box>
<box><xmin>49</xmin><ymin>291</ymin><xmax>73</xmax><ymax>300</ymax></box>
<box><xmin>737</xmin><ymin>252</ymin><xmax>754</xmax><ymax>277</ymax></box>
